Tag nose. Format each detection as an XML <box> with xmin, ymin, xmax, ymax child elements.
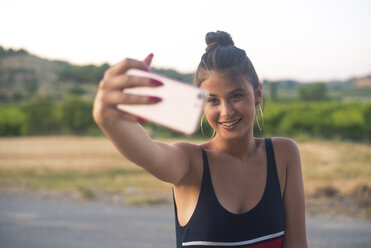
<box><xmin>220</xmin><ymin>101</ymin><xmax>235</xmax><ymax>117</ymax></box>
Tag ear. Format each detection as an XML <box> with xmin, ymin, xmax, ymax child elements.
<box><xmin>255</xmin><ymin>84</ymin><xmax>263</xmax><ymax>105</ymax></box>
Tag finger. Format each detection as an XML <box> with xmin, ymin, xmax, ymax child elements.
<box><xmin>106</xmin><ymin>106</ymin><xmax>147</xmax><ymax>123</ymax></box>
<box><xmin>104</xmin><ymin>58</ymin><xmax>149</xmax><ymax>78</ymax></box>
<box><xmin>101</xmin><ymin>91</ymin><xmax>162</xmax><ymax>105</ymax></box>
<box><xmin>119</xmin><ymin>112</ymin><xmax>147</xmax><ymax>123</ymax></box>
<box><xmin>98</xmin><ymin>107</ymin><xmax>139</xmax><ymax>125</ymax></box>
<box><xmin>118</xmin><ymin>111</ymin><xmax>141</xmax><ymax>123</ymax></box>
<box><xmin>99</xmin><ymin>74</ymin><xmax>163</xmax><ymax>90</ymax></box>
<box><xmin>143</xmin><ymin>53</ymin><xmax>154</xmax><ymax>69</ymax></box>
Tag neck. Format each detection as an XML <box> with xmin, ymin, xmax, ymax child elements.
<box><xmin>210</xmin><ymin>131</ymin><xmax>257</xmax><ymax>160</ymax></box>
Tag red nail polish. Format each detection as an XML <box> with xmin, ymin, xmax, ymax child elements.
<box><xmin>150</xmin><ymin>79</ymin><xmax>163</xmax><ymax>86</ymax></box>
<box><xmin>148</xmin><ymin>96</ymin><xmax>162</xmax><ymax>103</ymax></box>
<box><xmin>137</xmin><ymin>117</ymin><xmax>147</xmax><ymax>123</ymax></box>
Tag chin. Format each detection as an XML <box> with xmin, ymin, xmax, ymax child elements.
<box><xmin>217</xmin><ymin>128</ymin><xmax>246</xmax><ymax>140</ymax></box>
<box><xmin>216</xmin><ymin>124</ymin><xmax>253</xmax><ymax>141</ymax></box>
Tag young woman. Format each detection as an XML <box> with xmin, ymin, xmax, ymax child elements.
<box><xmin>93</xmin><ymin>31</ymin><xmax>308</xmax><ymax>248</ymax></box>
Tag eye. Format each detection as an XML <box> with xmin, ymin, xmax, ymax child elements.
<box><xmin>232</xmin><ymin>93</ymin><xmax>244</xmax><ymax>99</ymax></box>
<box><xmin>207</xmin><ymin>98</ymin><xmax>219</xmax><ymax>104</ymax></box>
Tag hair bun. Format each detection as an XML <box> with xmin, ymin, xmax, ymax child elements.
<box><xmin>205</xmin><ymin>31</ymin><xmax>234</xmax><ymax>52</ymax></box>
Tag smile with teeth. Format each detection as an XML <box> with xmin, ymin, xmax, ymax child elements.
<box><xmin>219</xmin><ymin>118</ymin><xmax>241</xmax><ymax>127</ymax></box>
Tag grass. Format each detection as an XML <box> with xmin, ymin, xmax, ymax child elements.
<box><xmin>0</xmin><ymin>136</ymin><xmax>370</xmax><ymax>215</ymax></box>
<box><xmin>0</xmin><ymin>167</ymin><xmax>151</xmax><ymax>191</ymax></box>
<box><xmin>0</xmin><ymin>136</ymin><xmax>171</xmax><ymax>204</ymax></box>
<box><xmin>299</xmin><ymin>140</ymin><xmax>371</xmax><ymax>196</ymax></box>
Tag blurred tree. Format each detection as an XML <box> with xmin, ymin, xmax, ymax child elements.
<box><xmin>200</xmin><ymin>116</ymin><xmax>214</xmax><ymax>138</ymax></box>
<box><xmin>0</xmin><ymin>106</ymin><xmax>25</xmax><ymax>136</ymax></box>
<box><xmin>12</xmin><ymin>90</ymin><xmax>26</xmax><ymax>102</ymax></box>
<box><xmin>298</xmin><ymin>82</ymin><xmax>328</xmax><ymax>101</ymax></box>
<box><xmin>0</xmin><ymin>90</ymin><xmax>8</xmax><ymax>103</ymax></box>
<box><xmin>15</xmin><ymin>49</ymin><xmax>28</xmax><ymax>55</ymax></box>
<box><xmin>22</xmin><ymin>96</ymin><xmax>60</xmax><ymax>134</ymax></box>
<box><xmin>269</xmin><ymin>81</ymin><xmax>278</xmax><ymax>101</ymax></box>
<box><xmin>151</xmin><ymin>68</ymin><xmax>193</xmax><ymax>84</ymax></box>
<box><xmin>60</xmin><ymin>97</ymin><xmax>94</xmax><ymax>134</ymax></box>
<box><xmin>24</xmin><ymin>77</ymin><xmax>39</xmax><ymax>96</ymax></box>
<box><xmin>57</xmin><ymin>63</ymin><xmax>110</xmax><ymax>84</ymax></box>
<box><xmin>67</xmin><ymin>86</ymin><xmax>86</xmax><ymax>96</ymax></box>
<box><xmin>363</xmin><ymin>104</ymin><xmax>371</xmax><ymax>140</ymax></box>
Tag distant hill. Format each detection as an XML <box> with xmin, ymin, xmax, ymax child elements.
<box><xmin>0</xmin><ymin>46</ymin><xmax>197</xmax><ymax>104</ymax></box>
<box><xmin>0</xmin><ymin>47</ymin><xmax>104</xmax><ymax>103</ymax></box>
<box><xmin>0</xmin><ymin>46</ymin><xmax>370</xmax><ymax>103</ymax></box>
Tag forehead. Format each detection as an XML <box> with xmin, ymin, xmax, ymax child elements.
<box><xmin>200</xmin><ymin>71</ymin><xmax>253</xmax><ymax>94</ymax></box>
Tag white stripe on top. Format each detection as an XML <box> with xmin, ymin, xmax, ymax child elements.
<box><xmin>182</xmin><ymin>231</ymin><xmax>284</xmax><ymax>247</ymax></box>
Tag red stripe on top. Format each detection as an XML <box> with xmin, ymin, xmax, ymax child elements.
<box><xmin>244</xmin><ymin>237</ymin><xmax>283</xmax><ymax>248</ymax></box>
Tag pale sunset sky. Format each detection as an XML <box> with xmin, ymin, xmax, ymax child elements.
<box><xmin>1</xmin><ymin>0</ymin><xmax>370</xmax><ymax>82</ymax></box>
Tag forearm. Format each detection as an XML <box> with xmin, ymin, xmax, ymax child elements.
<box><xmin>98</xmin><ymin>119</ymin><xmax>189</xmax><ymax>184</ymax></box>
<box><xmin>92</xmin><ymin>56</ymin><xmax>189</xmax><ymax>183</ymax></box>
<box><xmin>98</xmin><ymin>119</ymin><xmax>160</xmax><ymax>168</ymax></box>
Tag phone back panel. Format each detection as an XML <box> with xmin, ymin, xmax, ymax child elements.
<box><xmin>117</xmin><ymin>69</ymin><xmax>208</xmax><ymax>135</ymax></box>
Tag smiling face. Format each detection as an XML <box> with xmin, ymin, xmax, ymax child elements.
<box><xmin>200</xmin><ymin>71</ymin><xmax>262</xmax><ymax>140</ymax></box>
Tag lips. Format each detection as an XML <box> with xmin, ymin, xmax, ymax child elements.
<box><xmin>218</xmin><ymin>118</ymin><xmax>242</xmax><ymax>129</ymax></box>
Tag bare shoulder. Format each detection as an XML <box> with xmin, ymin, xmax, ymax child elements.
<box><xmin>167</xmin><ymin>141</ymin><xmax>204</xmax><ymax>166</ymax></box>
<box><xmin>271</xmin><ymin>137</ymin><xmax>300</xmax><ymax>157</ymax></box>
<box><xmin>271</xmin><ymin>136</ymin><xmax>298</xmax><ymax>148</ymax></box>
<box><xmin>270</xmin><ymin>137</ymin><xmax>302</xmax><ymax>199</ymax></box>
<box><xmin>170</xmin><ymin>141</ymin><xmax>203</xmax><ymax>155</ymax></box>
<box><xmin>271</xmin><ymin>137</ymin><xmax>302</xmax><ymax>172</ymax></box>
<box><xmin>169</xmin><ymin>141</ymin><xmax>204</xmax><ymax>184</ymax></box>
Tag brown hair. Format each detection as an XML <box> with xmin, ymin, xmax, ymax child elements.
<box><xmin>194</xmin><ymin>31</ymin><xmax>261</xmax><ymax>93</ymax></box>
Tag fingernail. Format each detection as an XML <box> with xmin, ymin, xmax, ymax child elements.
<box><xmin>137</xmin><ymin>117</ymin><xmax>147</xmax><ymax>123</ymax></box>
<box><xmin>150</xmin><ymin>79</ymin><xmax>163</xmax><ymax>86</ymax></box>
<box><xmin>148</xmin><ymin>96</ymin><xmax>162</xmax><ymax>103</ymax></box>
<box><xmin>144</xmin><ymin>53</ymin><xmax>154</xmax><ymax>72</ymax></box>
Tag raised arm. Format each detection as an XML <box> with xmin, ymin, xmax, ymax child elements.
<box><xmin>92</xmin><ymin>55</ymin><xmax>191</xmax><ymax>185</ymax></box>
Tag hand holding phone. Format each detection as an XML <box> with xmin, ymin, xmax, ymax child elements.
<box><xmin>117</xmin><ymin>69</ymin><xmax>208</xmax><ymax>135</ymax></box>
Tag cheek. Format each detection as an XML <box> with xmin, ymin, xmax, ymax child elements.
<box><xmin>235</xmin><ymin>100</ymin><xmax>255</xmax><ymax>114</ymax></box>
<box><xmin>204</xmin><ymin>107</ymin><xmax>218</xmax><ymax>124</ymax></box>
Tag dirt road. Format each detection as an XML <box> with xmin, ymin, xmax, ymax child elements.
<box><xmin>0</xmin><ymin>194</ymin><xmax>370</xmax><ymax>248</ymax></box>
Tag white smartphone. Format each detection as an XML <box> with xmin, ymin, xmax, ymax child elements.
<box><xmin>117</xmin><ymin>69</ymin><xmax>208</xmax><ymax>135</ymax></box>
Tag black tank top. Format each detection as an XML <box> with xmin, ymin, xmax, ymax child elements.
<box><xmin>173</xmin><ymin>138</ymin><xmax>285</xmax><ymax>248</ymax></box>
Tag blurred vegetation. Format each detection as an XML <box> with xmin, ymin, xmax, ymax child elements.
<box><xmin>1</xmin><ymin>95</ymin><xmax>371</xmax><ymax>142</ymax></box>
<box><xmin>298</xmin><ymin>82</ymin><xmax>329</xmax><ymax>101</ymax></box>
<box><xmin>151</xmin><ymin>67</ymin><xmax>193</xmax><ymax>84</ymax></box>
<box><xmin>1</xmin><ymin>46</ymin><xmax>371</xmax><ymax>141</ymax></box>
<box><xmin>21</xmin><ymin>96</ymin><xmax>60</xmax><ymax>135</ymax></box>
<box><xmin>262</xmin><ymin>100</ymin><xmax>371</xmax><ymax>141</ymax></box>
<box><xmin>0</xmin><ymin>46</ymin><xmax>29</xmax><ymax>56</ymax></box>
<box><xmin>67</xmin><ymin>86</ymin><xmax>87</xmax><ymax>96</ymax></box>
<box><xmin>56</xmin><ymin>61</ymin><xmax>109</xmax><ymax>84</ymax></box>
<box><xmin>59</xmin><ymin>97</ymin><xmax>94</xmax><ymax>135</ymax></box>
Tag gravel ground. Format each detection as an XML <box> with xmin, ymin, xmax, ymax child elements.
<box><xmin>0</xmin><ymin>193</ymin><xmax>370</xmax><ymax>248</ymax></box>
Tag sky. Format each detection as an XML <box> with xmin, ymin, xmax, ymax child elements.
<box><xmin>1</xmin><ymin>0</ymin><xmax>370</xmax><ymax>82</ymax></box>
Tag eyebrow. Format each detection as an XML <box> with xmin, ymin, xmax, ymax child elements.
<box><xmin>209</xmin><ymin>88</ymin><xmax>245</xmax><ymax>97</ymax></box>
